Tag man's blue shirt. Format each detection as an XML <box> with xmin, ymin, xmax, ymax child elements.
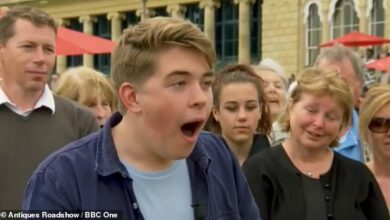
<box><xmin>23</xmin><ymin>112</ymin><xmax>260</xmax><ymax>220</ymax></box>
<box><xmin>333</xmin><ymin>109</ymin><xmax>362</xmax><ymax>162</ymax></box>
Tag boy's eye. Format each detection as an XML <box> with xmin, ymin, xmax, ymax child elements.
<box><xmin>172</xmin><ymin>81</ymin><xmax>186</xmax><ymax>88</ymax></box>
<box><xmin>201</xmin><ymin>79</ymin><xmax>213</xmax><ymax>90</ymax></box>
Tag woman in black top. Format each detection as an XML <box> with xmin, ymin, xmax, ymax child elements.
<box><xmin>205</xmin><ymin>64</ymin><xmax>271</xmax><ymax>166</ymax></box>
<box><xmin>243</xmin><ymin>68</ymin><xmax>388</xmax><ymax>220</ymax></box>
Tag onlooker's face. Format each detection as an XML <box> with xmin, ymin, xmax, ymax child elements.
<box><xmin>317</xmin><ymin>58</ymin><xmax>362</xmax><ymax>108</ymax></box>
<box><xmin>258</xmin><ymin>70</ymin><xmax>286</xmax><ymax>121</ymax></box>
<box><xmin>213</xmin><ymin>83</ymin><xmax>261</xmax><ymax>145</ymax></box>
<box><xmin>289</xmin><ymin>93</ymin><xmax>343</xmax><ymax>150</ymax></box>
<box><xmin>0</xmin><ymin>19</ymin><xmax>55</xmax><ymax>92</ymax></box>
<box><xmin>134</xmin><ymin>46</ymin><xmax>213</xmax><ymax>161</ymax></box>
<box><xmin>369</xmin><ymin>103</ymin><xmax>390</xmax><ymax>160</ymax></box>
<box><xmin>82</xmin><ymin>94</ymin><xmax>112</xmax><ymax>128</ymax></box>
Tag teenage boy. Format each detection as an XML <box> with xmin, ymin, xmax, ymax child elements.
<box><xmin>23</xmin><ymin>17</ymin><xmax>260</xmax><ymax>220</ymax></box>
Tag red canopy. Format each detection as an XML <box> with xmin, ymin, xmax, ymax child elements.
<box><xmin>366</xmin><ymin>57</ymin><xmax>390</xmax><ymax>72</ymax></box>
<box><xmin>56</xmin><ymin>27</ymin><xmax>116</xmax><ymax>56</ymax></box>
<box><xmin>320</xmin><ymin>31</ymin><xmax>390</xmax><ymax>48</ymax></box>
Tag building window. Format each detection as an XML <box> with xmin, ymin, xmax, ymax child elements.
<box><xmin>306</xmin><ymin>3</ymin><xmax>321</xmax><ymax>65</ymax></box>
<box><xmin>215</xmin><ymin>0</ymin><xmax>238</xmax><ymax>70</ymax></box>
<box><xmin>154</xmin><ymin>7</ymin><xmax>168</xmax><ymax>17</ymax></box>
<box><xmin>250</xmin><ymin>0</ymin><xmax>261</xmax><ymax>63</ymax></box>
<box><xmin>185</xmin><ymin>3</ymin><xmax>204</xmax><ymax>30</ymax></box>
<box><xmin>66</xmin><ymin>18</ymin><xmax>83</xmax><ymax>68</ymax></box>
<box><xmin>370</xmin><ymin>0</ymin><xmax>385</xmax><ymax>37</ymax></box>
<box><xmin>332</xmin><ymin>0</ymin><xmax>359</xmax><ymax>38</ymax></box>
<box><xmin>122</xmin><ymin>11</ymin><xmax>139</xmax><ymax>30</ymax></box>
<box><xmin>93</xmin><ymin>15</ymin><xmax>111</xmax><ymax>75</ymax></box>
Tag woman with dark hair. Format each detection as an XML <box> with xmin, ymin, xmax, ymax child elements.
<box><xmin>206</xmin><ymin>64</ymin><xmax>271</xmax><ymax>166</ymax></box>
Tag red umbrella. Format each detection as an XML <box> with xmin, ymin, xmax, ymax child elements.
<box><xmin>366</xmin><ymin>57</ymin><xmax>390</xmax><ymax>72</ymax></box>
<box><xmin>56</xmin><ymin>27</ymin><xmax>116</xmax><ymax>56</ymax></box>
<box><xmin>320</xmin><ymin>31</ymin><xmax>390</xmax><ymax>48</ymax></box>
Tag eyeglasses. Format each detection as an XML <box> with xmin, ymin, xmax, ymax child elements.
<box><xmin>368</xmin><ymin>117</ymin><xmax>390</xmax><ymax>133</ymax></box>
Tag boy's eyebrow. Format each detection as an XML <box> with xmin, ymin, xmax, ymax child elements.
<box><xmin>165</xmin><ymin>70</ymin><xmax>191</xmax><ymax>78</ymax></box>
<box><xmin>202</xmin><ymin>71</ymin><xmax>215</xmax><ymax>78</ymax></box>
<box><xmin>165</xmin><ymin>70</ymin><xmax>215</xmax><ymax>78</ymax></box>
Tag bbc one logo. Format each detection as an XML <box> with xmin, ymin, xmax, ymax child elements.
<box><xmin>83</xmin><ymin>211</ymin><xmax>119</xmax><ymax>219</ymax></box>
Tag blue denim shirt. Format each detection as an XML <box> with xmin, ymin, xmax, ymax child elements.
<box><xmin>23</xmin><ymin>112</ymin><xmax>260</xmax><ymax>220</ymax></box>
<box><xmin>333</xmin><ymin>109</ymin><xmax>362</xmax><ymax>162</ymax></box>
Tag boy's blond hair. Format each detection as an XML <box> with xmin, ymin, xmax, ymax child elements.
<box><xmin>111</xmin><ymin>17</ymin><xmax>216</xmax><ymax>113</ymax></box>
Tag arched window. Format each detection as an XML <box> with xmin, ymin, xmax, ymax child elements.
<box><xmin>332</xmin><ymin>0</ymin><xmax>359</xmax><ymax>38</ymax></box>
<box><xmin>370</xmin><ymin>0</ymin><xmax>385</xmax><ymax>37</ymax></box>
<box><xmin>306</xmin><ymin>3</ymin><xmax>321</xmax><ymax>65</ymax></box>
<box><xmin>215</xmin><ymin>0</ymin><xmax>238</xmax><ymax>70</ymax></box>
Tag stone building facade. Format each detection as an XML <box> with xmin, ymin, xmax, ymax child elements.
<box><xmin>0</xmin><ymin>0</ymin><xmax>388</xmax><ymax>76</ymax></box>
<box><xmin>262</xmin><ymin>0</ymin><xmax>388</xmax><ymax>75</ymax></box>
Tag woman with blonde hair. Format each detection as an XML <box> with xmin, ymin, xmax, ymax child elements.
<box><xmin>359</xmin><ymin>84</ymin><xmax>390</xmax><ymax>211</ymax></box>
<box><xmin>55</xmin><ymin>66</ymin><xmax>117</xmax><ymax>127</ymax></box>
<box><xmin>243</xmin><ymin>68</ymin><xmax>388</xmax><ymax>220</ymax></box>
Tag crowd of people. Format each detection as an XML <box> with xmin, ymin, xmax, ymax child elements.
<box><xmin>1</xmin><ymin>5</ymin><xmax>389</xmax><ymax>220</ymax></box>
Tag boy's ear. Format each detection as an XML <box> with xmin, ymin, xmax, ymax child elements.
<box><xmin>118</xmin><ymin>82</ymin><xmax>142</xmax><ymax>113</ymax></box>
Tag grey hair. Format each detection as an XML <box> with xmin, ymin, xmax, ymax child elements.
<box><xmin>314</xmin><ymin>44</ymin><xmax>365</xmax><ymax>82</ymax></box>
<box><xmin>252</xmin><ymin>64</ymin><xmax>288</xmax><ymax>90</ymax></box>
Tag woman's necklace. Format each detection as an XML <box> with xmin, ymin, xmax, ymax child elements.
<box><xmin>283</xmin><ymin>141</ymin><xmax>334</xmax><ymax>178</ymax></box>
<box><xmin>304</xmin><ymin>151</ymin><xmax>334</xmax><ymax>177</ymax></box>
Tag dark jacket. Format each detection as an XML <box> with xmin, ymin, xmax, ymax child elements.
<box><xmin>248</xmin><ymin>134</ymin><xmax>270</xmax><ymax>159</ymax></box>
<box><xmin>242</xmin><ymin>144</ymin><xmax>389</xmax><ymax>220</ymax></box>
<box><xmin>0</xmin><ymin>95</ymin><xmax>98</xmax><ymax>209</ymax></box>
<box><xmin>23</xmin><ymin>112</ymin><xmax>260</xmax><ymax>220</ymax></box>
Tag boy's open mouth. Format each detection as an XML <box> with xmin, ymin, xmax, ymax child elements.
<box><xmin>181</xmin><ymin>121</ymin><xmax>203</xmax><ymax>137</ymax></box>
